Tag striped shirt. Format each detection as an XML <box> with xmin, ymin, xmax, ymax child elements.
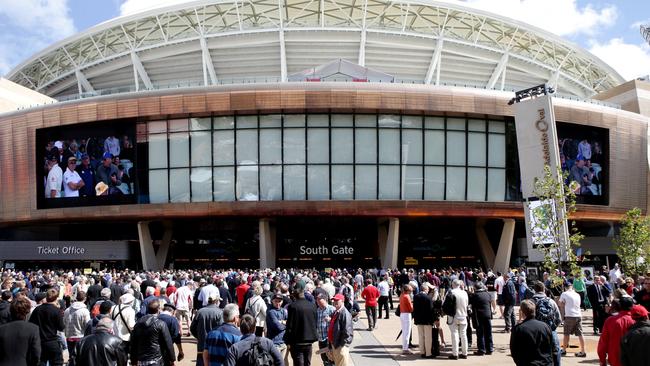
<box><xmin>203</xmin><ymin>323</ymin><xmax>242</xmax><ymax>366</ymax></box>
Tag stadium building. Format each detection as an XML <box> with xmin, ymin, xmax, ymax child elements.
<box><xmin>0</xmin><ymin>0</ymin><xmax>649</xmax><ymax>272</ymax></box>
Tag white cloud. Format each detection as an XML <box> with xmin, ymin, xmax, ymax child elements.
<box><xmin>120</xmin><ymin>0</ymin><xmax>194</xmax><ymax>16</ymax></box>
<box><xmin>589</xmin><ymin>38</ymin><xmax>650</xmax><ymax>81</ymax></box>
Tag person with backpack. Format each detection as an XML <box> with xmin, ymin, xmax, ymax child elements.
<box><xmin>501</xmin><ymin>273</ymin><xmax>517</xmax><ymax>333</ymax></box>
<box><xmin>510</xmin><ymin>299</ymin><xmax>557</xmax><ymax>366</ymax></box>
<box><xmin>111</xmin><ymin>292</ymin><xmax>137</xmax><ymax>350</ymax></box>
<box><xmin>532</xmin><ymin>281</ymin><xmax>562</xmax><ymax>366</ymax></box>
<box><xmin>89</xmin><ymin>287</ymin><xmax>111</xmax><ymax>318</ymax></box>
<box><xmin>244</xmin><ymin>282</ymin><xmax>267</xmax><ymax>337</ymax></box>
<box><xmin>225</xmin><ymin>313</ymin><xmax>283</xmax><ymax>366</ymax></box>
<box><xmin>84</xmin><ymin>299</ymin><xmax>115</xmax><ymax>336</ymax></box>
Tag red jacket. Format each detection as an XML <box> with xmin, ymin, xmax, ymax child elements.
<box><xmin>598</xmin><ymin>310</ymin><xmax>635</xmax><ymax>366</ymax></box>
<box><xmin>361</xmin><ymin>285</ymin><xmax>380</xmax><ymax>307</ymax></box>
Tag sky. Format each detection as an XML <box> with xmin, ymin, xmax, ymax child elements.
<box><xmin>0</xmin><ymin>0</ymin><xmax>649</xmax><ymax>83</ymax></box>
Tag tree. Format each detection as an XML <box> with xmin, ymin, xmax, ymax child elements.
<box><xmin>614</xmin><ymin>207</ymin><xmax>650</xmax><ymax>277</ymax></box>
<box><xmin>529</xmin><ymin>165</ymin><xmax>585</xmax><ymax>287</ymax></box>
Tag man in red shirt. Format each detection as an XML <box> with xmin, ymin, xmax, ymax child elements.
<box><xmin>598</xmin><ymin>296</ymin><xmax>635</xmax><ymax>366</ymax></box>
<box><xmin>235</xmin><ymin>278</ymin><xmax>250</xmax><ymax>313</ymax></box>
<box><xmin>361</xmin><ymin>279</ymin><xmax>380</xmax><ymax>331</ymax></box>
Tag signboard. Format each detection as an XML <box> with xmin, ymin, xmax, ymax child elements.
<box><xmin>404</xmin><ymin>257</ymin><xmax>419</xmax><ymax>266</ymax></box>
<box><xmin>0</xmin><ymin>241</ymin><xmax>131</xmax><ymax>261</ymax></box>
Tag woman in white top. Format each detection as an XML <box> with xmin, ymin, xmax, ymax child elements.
<box><xmin>245</xmin><ymin>281</ymin><xmax>268</xmax><ymax>336</ymax></box>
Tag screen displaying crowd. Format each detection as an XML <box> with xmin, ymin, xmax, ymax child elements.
<box><xmin>558</xmin><ymin>124</ymin><xmax>607</xmax><ymax>198</ymax></box>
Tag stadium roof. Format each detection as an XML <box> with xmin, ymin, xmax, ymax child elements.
<box><xmin>6</xmin><ymin>0</ymin><xmax>625</xmax><ymax>100</ymax></box>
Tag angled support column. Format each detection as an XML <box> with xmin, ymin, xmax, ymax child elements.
<box><xmin>75</xmin><ymin>69</ymin><xmax>95</xmax><ymax>94</ymax></box>
<box><xmin>200</xmin><ymin>37</ymin><xmax>218</xmax><ymax>85</ymax></box>
<box><xmin>382</xmin><ymin>218</ymin><xmax>399</xmax><ymax>269</ymax></box>
<box><xmin>259</xmin><ymin>218</ymin><xmax>277</xmax><ymax>269</ymax></box>
<box><xmin>475</xmin><ymin>219</ymin><xmax>496</xmax><ymax>270</ymax></box>
<box><xmin>486</xmin><ymin>52</ymin><xmax>509</xmax><ymax>90</ymax></box>
<box><xmin>156</xmin><ymin>221</ymin><xmax>173</xmax><ymax>269</ymax></box>
<box><xmin>130</xmin><ymin>51</ymin><xmax>153</xmax><ymax>91</ymax></box>
<box><xmin>494</xmin><ymin>219</ymin><xmax>516</xmax><ymax>274</ymax></box>
<box><xmin>137</xmin><ymin>221</ymin><xmax>158</xmax><ymax>270</ymax></box>
<box><xmin>425</xmin><ymin>35</ymin><xmax>444</xmax><ymax>84</ymax></box>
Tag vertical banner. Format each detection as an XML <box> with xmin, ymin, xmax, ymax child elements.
<box><xmin>513</xmin><ymin>95</ymin><xmax>569</xmax><ymax>261</ymax></box>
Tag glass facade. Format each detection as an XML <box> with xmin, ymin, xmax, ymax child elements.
<box><xmin>142</xmin><ymin>114</ymin><xmax>512</xmax><ymax>203</ymax></box>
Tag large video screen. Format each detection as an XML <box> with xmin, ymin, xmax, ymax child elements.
<box><xmin>557</xmin><ymin>122</ymin><xmax>608</xmax><ymax>205</ymax></box>
<box><xmin>36</xmin><ymin>120</ymin><xmax>137</xmax><ymax>209</ymax></box>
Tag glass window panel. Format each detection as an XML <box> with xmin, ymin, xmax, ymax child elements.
<box><xmin>308</xmin><ymin>166</ymin><xmax>329</xmax><ymax>200</ymax></box>
<box><xmin>378</xmin><ymin>115</ymin><xmax>400</xmax><ymax>128</ymax></box>
<box><xmin>213</xmin><ymin>167</ymin><xmax>235</xmax><ymax>201</ymax></box>
<box><xmin>214</xmin><ymin>116</ymin><xmax>234</xmax><ymax>129</ymax></box>
<box><xmin>356</xmin><ymin>115</ymin><xmax>376</xmax><ymax>127</ymax></box>
<box><xmin>283</xmin><ymin>128</ymin><xmax>305</xmax><ymax>164</ymax></box>
<box><xmin>169</xmin><ymin>132</ymin><xmax>189</xmax><ymax>168</ymax></box>
<box><xmin>191</xmin><ymin>131</ymin><xmax>211</xmax><ymax>166</ymax></box>
<box><xmin>404</xmin><ymin>166</ymin><xmax>423</xmax><ymax>200</ymax></box>
<box><xmin>237</xmin><ymin>115</ymin><xmax>257</xmax><ymax>129</ymax></box>
<box><xmin>425</xmin><ymin>116</ymin><xmax>444</xmax><ymax>129</ymax></box>
<box><xmin>467</xmin><ymin>167</ymin><xmax>486</xmax><ymax>201</ymax></box>
<box><xmin>488</xmin><ymin>134</ymin><xmax>506</xmax><ymax>167</ymax></box>
<box><xmin>284</xmin><ymin>165</ymin><xmax>306</xmax><ymax>200</ymax></box>
<box><xmin>424</xmin><ymin>166</ymin><xmax>444</xmax><ymax>200</ymax></box>
<box><xmin>487</xmin><ymin>168</ymin><xmax>506</xmax><ymax>201</ymax></box>
<box><xmin>213</xmin><ymin>130</ymin><xmax>234</xmax><ymax>166</ymax></box>
<box><xmin>236</xmin><ymin>165</ymin><xmax>258</xmax><ymax>201</ymax></box>
<box><xmin>331</xmin><ymin>114</ymin><xmax>353</xmax><ymax>127</ymax></box>
<box><xmin>148</xmin><ymin>120</ymin><xmax>167</xmax><ymax>133</ymax></box>
<box><xmin>260</xmin><ymin>129</ymin><xmax>282</xmax><ymax>164</ymax></box>
<box><xmin>447</xmin><ymin>118</ymin><xmax>465</xmax><ymax>130</ymax></box>
<box><xmin>191</xmin><ymin>167</ymin><xmax>212</xmax><ymax>202</ymax></box>
<box><xmin>148</xmin><ymin>170</ymin><xmax>168</xmax><ymax>203</ymax></box>
<box><xmin>446</xmin><ymin>167</ymin><xmax>466</xmax><ymax>200</ymax></box>
<box><xmin>401</xmin><ymin>115</ymin><xmax>422</xmax><ymax>128</ymax></box>
<box><xmin>284</xmin><ymin>114</ymin><xmax>305</xmax><ymax>127</ymax></box>
<box><xmin>307</xmin><ymin>129</ymin><xmax>329</xmax><ymax>164</ymax></box>
<box><xmin>169</xmin><ymin>119</ymin><xmax>188</xmax><ymax>132</ymax></box>
<box><xmin>260</xmin><ymin>114</ymin><xmax>281</xmax><ymax>128</ymax></box>
<box><xmin>169</xmin><ymin>168</ymin><xmax>190</xmax><ymax>202</ymax></box>
<box><xmin>236</xmin><ymin>130</ymin><xmax>258</xmax><ymax>165</ymax></box>
<box><xmin>308</xmin><ymin>115</ymin><xmax>329</xmax><ymax>127</ymax></box>
<box><xmin>355</xmin><ymin>129</ymin><xmax>377</xmax><ymax>163</ymax></box>
<box><xmin>424</xmin><ymin>130</ymin><xmax>444</xmax><ymax>165</ymax></box>
<box><xmin>190</xmin><ymin>117</ymin><xmax>211</xmax><ymax>131</ymax></box>
<box><xmin>148</xmin><ymin>133</ymin><xmax>168</xmax><ymax>169</ymax></box>
<box><xmin>331</xmin><ymin>129</ymin><xmax>353</xmax><ymax>163</ymax></box>
<box><xmin>355</xmin><ymin>166</ymin><xmax>377</xmax><ymax>199</ymax></box>
<box><xmin>331</xmin><ymin>165</ymin><xmax>353</xmax><ymax>199</ymax></box>
<box><xmin>446</xmin><ymin>131</ymin><xmax>466</xmax><ymax>165</ymax></box>
<box><xmin>379</xmin><ymin>166</ymin><xmax>400</xmax><ymax>199</ymax></box>
<box><xmin>402</xmin><ymin>130</ymin><xmax>423</xmax><ymax>164</ymax></box>
<box><xmin>468</xmin><ymin>132</ymin><xmax>486</xmax><ymax>166</ymax></box>
<box><xmin>260</xmin><ymin>166</ymin><xmax>282</xmax><ymax>200</ymax></box>
<box><xmin>489</xmin><ymin>120</ymin><xmax>506</xmax><ymax>133</ymax></box>
<box><xmin>379</xmin><ymin>130</ymin><xmax>399</xmax><ymax>164</ymax></box>
<box><xmin>468</xmin><ymin>119</ymin><xmax>486</xmax><ymax>131</ymax></box>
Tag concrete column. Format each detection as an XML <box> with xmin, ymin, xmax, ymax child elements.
<box><xmin>137</xmin><ymin>221</ymin><xmax>158</xmax><ymax>270</ymax></box>
<box><xmin>494</xmin><ymin>219</ymin><xmax>516</xmax><ymax>274</ymax></box>
<box><xmin>377</xmin><ymin>219</ymin><xmax>388</xmax><ymax>267</ymax></box>
<box><xmin>259</xmin><ymin>219</ymin><xmax>276</xmax><ymax>269</ymax></box>
<box><xmin>475</xmin><ymin>219</ymin><xmax>496</xmax><ymax>269</ymax></box>
<box><xmin>383</xmin><ymin>218</ymin><xmax>399</xmax><ymax>269</ymax></box>
<box><xmin>156</xmin><ymin>221</ymin><xmax>173</xmax><ymax>269</ymax></box>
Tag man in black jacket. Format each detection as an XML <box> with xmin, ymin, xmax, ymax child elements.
<box><xmin>284</xmin><ymin>280</ymin><xmax>318</xmax><ymax>366</ymax></box>
<box><xmin>0</xmin><ymin>291</ymin><xmax>11</xmax><ymax>325</ymax></box>
<box><xmin>510</xmin><ymin>299</ymin><xmax>556</xmax><ymax>366</ymax></box>
<box><xmin>502</xmin><ymin>273</ymin><xmax>517</xmax><ymax>333</ymax></box>
<box><xmin>586</xmin><ymin>276</ymin><xmax>611</xmax><ymax>335</ymax></box>
<box><xmin>621</xmin><ymin>305</ymin><xmax>650</xmax><ymax>366</ymax></box>
<box><xmin>29</xmin><ymin>288</ymin><xmax>64</xmax><ymax>366</ymax></box>
<box><xmin>328</xmin><ymin>294</ymin><xmax>353</xmax><ymax>366</ymax></box>
<box><xmin>130</xmin><ymin>300</ymin><xmax>176</xmax><ymax>366</ymax></box>
<box><xmin>225</xmin><ymin>314</ymin><xmax>283</xmax><ymax>366</ymax></box>
<box><xmin>0</xmin><ymin>295</ymin><xmax>41</xmax><ymax>366</ymax></box>
<box><xmin>76</xmin><ymin>318</ymin><xmax>127</xmax><ymax>366</ymax></box>
<box><xmin>412</xmin><ymin>283</ymin><xmax>434</xmax><ymax>358</ymax></box>
<box><xmin>470</xmin><ymin>282</ymin><xmax>493</xmax><ymax>355</ymax></box>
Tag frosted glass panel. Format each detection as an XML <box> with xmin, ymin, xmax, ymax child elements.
<box><xmin>488</xmin><ymin>134</ymin><xmax>506</xmax><ymax>167</ymax></box>
<box><xmin>213</xmin><ymin>167</ymin><xmax>235</xmax><ymax>201</ymax></box>
<box><xmin>148</xmin><ymin>133</ymin><xmax>168</xmax><ymax>169</ymax></box>
<box><xmin>308</xmin><ymin>166</ymin><xmax>329</xmax><ymax>200</ymax></box>
<box><xmin>331</xmin><ymin>165</ymin><xmax>353</xmax><ymax>199</ymax></box>
<box><xmin>424</xmin><ymin>166</ymin><xmax>444</xmax><ymax>200</ymax></box>
<box><xmin>403</xmin><ymin>130</ymin><xmax>423</xmax><ymax>164</ymax></box>
<box><xmin>236</xmin><ymin>165</ymin><xmax>258</xmax><ymax>200</ymax></box>
<box><xmin>283</xmin><ymin>129</ymin><xmax>305</xmax><ymax>164</ymax></box>
<box><xmin>447</xmin><ymin>118</ymin><xmax>465</xmax><ymax>130</ymax></box>
<box><xmin>402</xmin><ymin>115</ymin><xmax>422</xmax><ymax>128</ymax></box>
<box><xmin>489</xmin><ymin>120</ymin><xmax>506</xmax><ymax>133</ymax></box>
<box><xmin>169</xmin><ymin>119</ymin><xmax>188</xmax><ymax>132</ymax></box>
<box><xmin>378</xmin><ymin>115</ymin><xmax>400</xmax><ymax>128</ymax></box>
<box><xmin>260</xmin><ymin>129</ymin><xmax>282</xmax><ymax>164</ymax></box>
<box><xmin>169</xmin><ymin>132</ymin><xmax>189</xmax><ymax>168</ymax></box>
<box><xmin>236</xmin><ymin>130</ymin><xmax>257</xmax><ymax>165</ymax></box>
<box><xmin>487</xmin><ymin>169</ymin><xmax>506</xmax><ymax>201</ymax></box>
<box><xmin>237</xmin><ymin>115</ymin><xmax>257</xmax><ymax>128</ymax></box>
<box><xmin>468</xmin><ymin>132</ymin><xmax>486</xmax><ymax>166</ymax></box>
<box><xmin>191</xmin><ymin>167</ymin><xmax>212</xmax><ymax>202</ymax></box>
<box><xmin>260</xmin><ymin>114</ymin><xmax>282</xmax><ymax>128</ymax></box>
<box><xmin>446</xmin><ymin>131</ymin><xmax>466</xmax><ymax>165</ymax></box>
<box><xmin>148</xmin><ymin>120</ymin><xmax>167</xmax><ymax>134</ymax></box>
<box><xmin>190</xmin><ymin>117</ymin><xmax>211</xmax><ymax>131</ymax></box>
<box><xmin>355</xmin><ymin>166</ymin><xmax>377</xmax><ymax>199</ymax></box>
<box><xmin>379</xmin><ymin>130</ymin><xmax>399</xmax><ymax>164</ymax></box>
<box><xmin>331</xmin><ymin>129</ymin><xmax>353</xmax><ymax>163</ymax></box>
<box><xmin>404</xmin><ymin>166</ymin><xmax>423</xmax><ymax>199</ymax></box>
<box><xmin>424</xmin><ymin>130</ymin><xmax>444</xmax><ymax>165</ymax></box>
<box><xmin>446</xmin><ymin>167</ymin><xmax>465</xmax><ymax>200</ymax></box>
<box><xmin>379</xmin><ymin>166</ymin><xmax>400</xmax><ymax>199</ymax></box>
<box><xmin>284</xmin><ymin>165</ymin><xmax>306</xmax><ymax>200</ymax></box>
<box><xmin>191</xmin><ymin>131</ymin><xmax>211</xmax><ymax>166</ymax></box>
<box><xmin>213</xmin><ymin>131</ymin><xmax>234</xmax><ymax>165</ymax></box>
<box><xmin>467</xmin><ymin>168</ymin><xmax>486</xmax><ymax>201</ymax></box>
<box><xmin>356</xmin><ymin>115</ymin><xmax>376</xmax><ymax>127</ymax></box>
<box><xmin>284</xmin><ymin>114</ymin><xmax>305</xmax><ymax>127</ymax></box>
<box><xmin>307</xmin><ymin>129</ymin><xmax>329</xmax><ymax>164</ymax></box>
<box><xmin>332</xmin><ymin>114</ymin><xmax>353</xmax><ymax>127</ymax></box>
<box><xmin>214</xmin><ymin>116</ymin><xmax>234</xmax><ymax>129</ymax></box>
<box><xmin>149</xmin><ymin>170</ymin><xmax>168</xmax><ymax>203</ymax></box>
<box><xmin>468</xmin><ymin>119</ymin><xmax>485</xmax><ymax>131</ymax></box>
<box><xmin>260</xmin><ymin>166</ymin><xmax>281</xmax><ymax>200</ymax></box>
<box><xmin>169</xmin><ymin>168</ymin><xmax>190</xmax><ymax>202</ymax></box>
<box><xmin>308</xmin><ymin>115</ymin><xmax>329</xmax><ymax>127</ymax></box>
<box><xmin>355</xmin><ymin>129</ymin><xmax>376</xmax><ymax>163</ymax></box>
<box><xmin>425</xmin><ymin>117</ymin><xmax>444</xmax><ymax>129</ymax></box>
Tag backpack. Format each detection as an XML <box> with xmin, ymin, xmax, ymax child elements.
<box><xmin>442</xmin><ymin>292</ymin><xmax>456</xmax><ymax>317</ymax></box>
<box><xmin>341</xmin><ymin>285</ymin><xmax>353</xmax><ymax>304</ymax></box>
<box><xmin>245</xmin><ymin>337</ymin><xmax>275</xmax><ymax>366</ymax></box>
<box><xmin>534</xmin><ymin>297</ymin><xmax>560</xmax><ymax>331</ymax></box>
<box><xmin>245</xmin><ymin>298</ymin><xmax>260</xmax><ymax>318</ymax></box>
<box><xmin>90</xmin><ymin>300</ymin><xmax>103</xmax><ymax>318</ymax></box>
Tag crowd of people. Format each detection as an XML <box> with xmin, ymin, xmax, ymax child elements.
<box><xmin>0</xmin><ymin>264</ymin><xmax>649</xmax><ymax>366</ymax></box>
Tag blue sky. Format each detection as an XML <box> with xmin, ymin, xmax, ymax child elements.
<box><xmin>0</xmin><ymin>0</ymin><xmax>649</xmax><ymax>81</ymax></box>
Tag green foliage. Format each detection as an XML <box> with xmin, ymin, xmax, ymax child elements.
<box><xmin>614</xmin><ymin>208</ymin><xmax>650</xmax><ymax>276</ymax></box>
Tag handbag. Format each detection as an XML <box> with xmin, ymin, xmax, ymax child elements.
<box><xmin>395</xmin><ymin>306</ymin><xmax>401</xmax><ymax>316</ymax></box>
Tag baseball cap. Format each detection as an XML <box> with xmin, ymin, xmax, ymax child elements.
<box><xmin>68</xmin><ymin>156</ymin><xmax>77</xmax><ymax>162</ymax></box>
<box><xmin>631</xmin><ymin>305</ymin><xmax>649</xmax><ymax>320</ymax></box>
<box><xmin>81</xmin><ymin>153</ymin><xmax>89</xmax><ymax>159</ymax></box>
<box><xmin>272</xmin><ymin>293</ymin><xmax>284</xmax><ymax>301</ymax></box>
<box><xmin>102</xmin><ymin>152</ymin><xmax>113</xmax><ymax>160</ymax></box>
<box><xmin>332</xmin><ymin>294</ymin><xmax>345</xmax><ymax>302</ymax></box>
<box><xmin>292</xmin><ymin>280</ymin><xmax>306</xmax><ymax>293</ymax></box>
<box><xmin>163</xmin><ymin>303</ymin><xmax>177</xmax><ymax>311</ymax></box>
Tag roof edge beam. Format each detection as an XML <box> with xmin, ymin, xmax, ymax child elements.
<box><xmin>75</xmin><ymin>69</ymin><xmax>95</xmax><ymax>93</ymax></box>
<box><xmin>486</xmin><ymin>52</ymin><xmax>509</xmax><ymax>90</ymax></box>
<box><xmin>425</xmin><ymin>35</ymin><xmax>444</xmax><ymax>84</ymax></box>
<box><xmin>130</xmin><ymin>51</ymin><xmax>153</xmax><ymax>91</ymax></box>
<box><xmin>199</xmin><ymin>37</ymin><xmax>218</xmax><ymax>85</ymax></box>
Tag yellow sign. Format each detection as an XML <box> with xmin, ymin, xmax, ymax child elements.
<box><xmin>83</xmin><ymin>268</ymin><xmax>92</xmax><ymax>274</ymax></box>
<box><xmin>404</xmin><ymin>257</ymin><xmax>418</xmax><ymax>266</ymax></box>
